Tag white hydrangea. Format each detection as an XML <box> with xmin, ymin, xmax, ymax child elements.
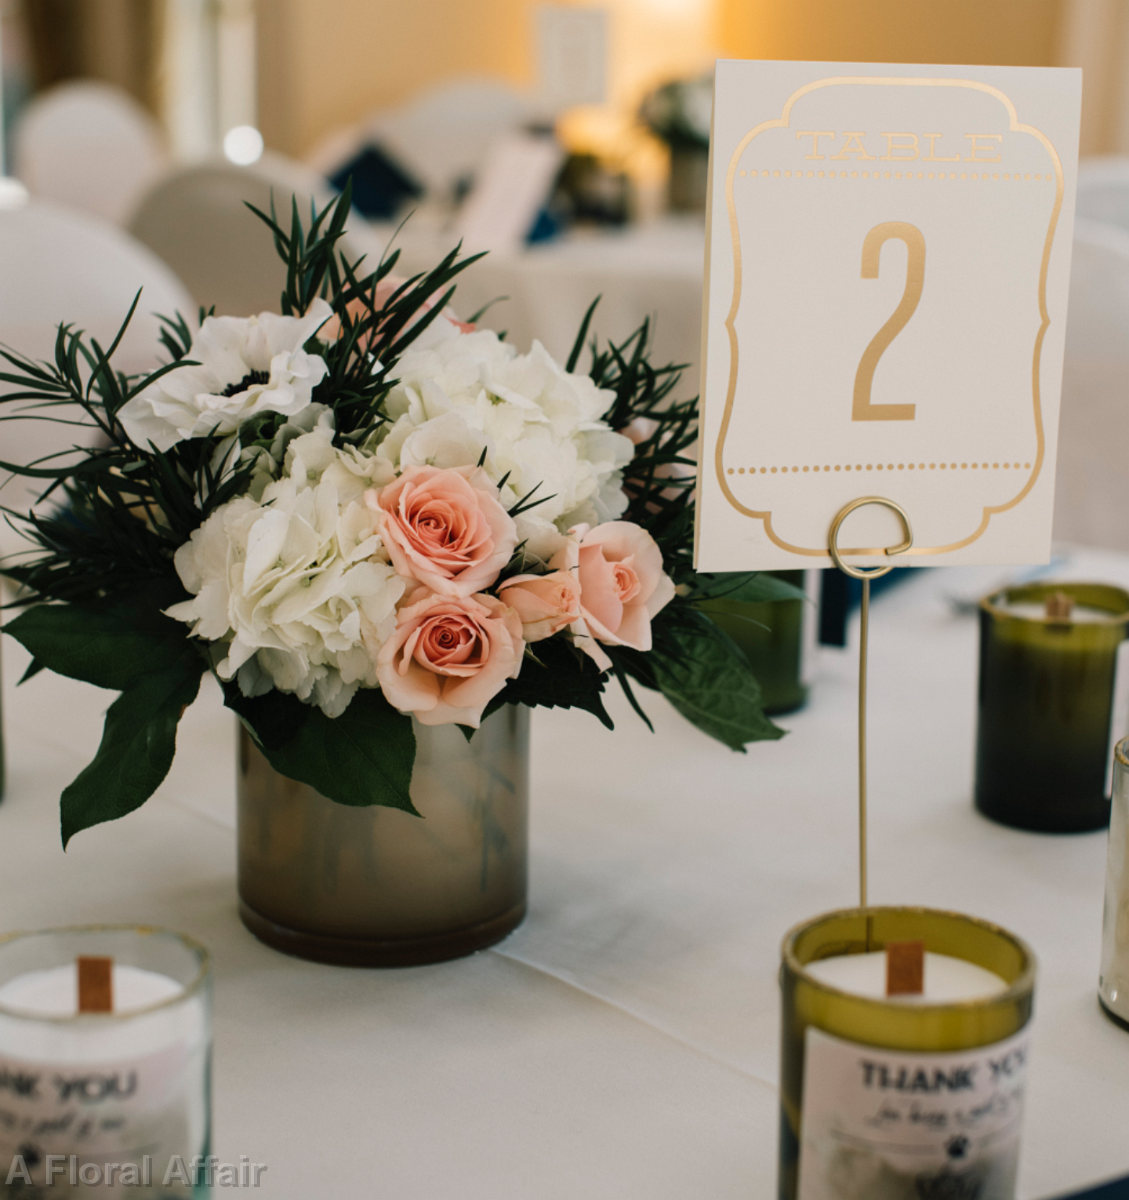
<box><xmin>166</xmin><ymin>412</ymin><xmax>403</xmax><ymax>717</ymax></box>
<box><xmin>373</xmin><ymin>322</ymin><xmax>634</xmax><ymax>561</ymax></box>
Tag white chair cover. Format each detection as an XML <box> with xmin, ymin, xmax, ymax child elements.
<box><xmin>11</xmin><ymin>81</ymin><xmax>169</xmax><ymax>227</ymax></box>
<box><xmin>1053</xmin><ymin>217</ymin><xmax>1129</xmax><ymax>551</ymax></box>
<box><xmin>0</xmin><ymin>201</ymin><xmax>194</xmax><ymax>559</ymax></box>
<box><xmin>127</xmin><ymin>153</ymin><xmax>384</xmax><ymax>317</ymax></box>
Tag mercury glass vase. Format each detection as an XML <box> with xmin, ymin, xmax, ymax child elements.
<box><xmin>236</xmin><ymin>706</ymin><xmax>529</xmax><ymax>967</ymax></box>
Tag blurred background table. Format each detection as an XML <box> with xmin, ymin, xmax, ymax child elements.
<box><xmin>2</xmin><ymin>547</ymin><xmax>1128</xmax><ymax>1199</ymax></box>
<box><xmin>385</xmin><ymin>215</ymin><xmax>706</xmax><ymax>372</ymax></box>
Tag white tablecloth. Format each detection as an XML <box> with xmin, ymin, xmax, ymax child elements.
<box><xmin>2</xmin><ymin>549</ymin><xmax>1128</xmax><ymax>1198</ymax></box>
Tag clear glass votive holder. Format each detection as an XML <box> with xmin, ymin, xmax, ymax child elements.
<box><xmin>779</xmin><ymin>907</ymin><xmax>1036</xmax><ymax>1200</ymax></box>
<box><xmin>1100</xmin><ymin>736</ymin><xmax>1129</xmax><ymax>1030</ymax></box>
<box><xmin>975</xmin><ymin>582</ymin><xmax>1129</xmax><ymax>833</ymax></box>
<box><xmin>0</xmin><ymin>926</ymin><xmax>211</xmax><ymax>1198</ymax></box>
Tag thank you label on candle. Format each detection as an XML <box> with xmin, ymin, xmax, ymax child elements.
<box><xmin>0</xmin><ymin>1046</ymin><xmax>195</xmax><ymax>1196</ymax></box>
<box><xmin>797</xmin><ymin>1025</ymin><xmax>1030</xmax><ymax>1200</ymax></box>
<box><xmin>695</xmin><ymin>60</ymin><xmax>1081</xmax><ymax>571</ymax></box>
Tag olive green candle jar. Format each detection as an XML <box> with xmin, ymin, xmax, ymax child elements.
<box><xmin>975</xmin><ymin>582</ymin><xmax>1129</xmax><ymax>833</ymax></box>
<box><xmin>698</xmin><ymin>570</ymin><xmax>809</xmax><ymax>714</ymax></box>
<box><xmin>779</xmin><ymin>907</ymin><xmax>1036</xmax><ymax>1200</ymax></box>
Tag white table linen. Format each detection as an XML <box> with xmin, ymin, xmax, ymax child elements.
<box><xmin>2</xmin><ymin>549</ymin><xmax>1128</xmax><ymax>1198</ymax></box>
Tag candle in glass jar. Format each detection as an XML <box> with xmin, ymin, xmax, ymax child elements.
<box><xmin>0</xmin><ymin>962</ymin><xmax>184</xmax><ymax>1016</ymax></box>
<box><xmin>779</xmin><ymin>907</ymin><xmax>1035</xmax><ymax>1200</ymax></box>
<box><xmin>805</xmin><ymin>949</ymin><xmax>1008</xmax><ymax>1002</ymax></box>
<box><xmin>975</xmin><ymin>582</ymin><xmax>1129</xmax><ymax>833</ymax></box>
<box><xmin>0</xmin><ymin>927</ymin><xmax>211</xmax><ymax>1198</ymax></box>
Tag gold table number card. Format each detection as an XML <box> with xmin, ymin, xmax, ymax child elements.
<box><xmin>695</xmin><ymin>61</ymin><xmax>1082</xmax><ymax>570</ymax></box>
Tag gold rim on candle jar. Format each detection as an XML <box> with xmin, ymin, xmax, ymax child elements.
<box><xmin>0</xmin><ymin>924</ymin><xmax>211</xmax><ymax>1023</ymax></box>
<box><xmin>781</xmin><ymin>905</ymin><xmax>1036</xmax><ymax>1051</ymax></box>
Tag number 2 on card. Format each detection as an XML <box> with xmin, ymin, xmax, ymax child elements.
<box><xmin>852</xmin><ymin>222</ymin><xmax>924</xmax><ymax>422</ymax></box>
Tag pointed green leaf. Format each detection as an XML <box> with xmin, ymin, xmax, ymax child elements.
<box><xmin>6</xmin><ymin>594</ymin><xmax>193</xmax><ymax>692</ymax></box>
<box><xmin>649</xmin><ymin>618</ymin><xmax>784</xmax><ymax>751</ymax></box>
<box><xmin>60</xmin><ymin>659</ymin><xmax>203</xmax><ymax>845</ymax></box>
<box><xmin>255</xmin><ymin>687</ymin><xmax>419</xmax><ymax>813</ymax></box>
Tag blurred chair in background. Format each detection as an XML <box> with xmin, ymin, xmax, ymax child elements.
<box><xmin>0</xmin><ymin>199</ymin><xmax>193</xmax><ymax>556</ymax></box>
<box><xmin>1053</xmin><ymin>216</ymin><xmax>1129</xmax><ymax>552</ymax></box>
<box><xmin>128</xmin><ymin>152</ymin><xmax>383</xmax><ymax>317</ymax></box>
<box><xmin>11</xmin><ymin>80</ymin><xmax>168</xmax><ymax>225</ymax></box>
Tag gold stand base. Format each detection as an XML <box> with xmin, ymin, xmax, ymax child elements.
<box><xmin>238</xmin><ymin>899</ymin><xmax>528</xmax><ymax>967</ymax></box>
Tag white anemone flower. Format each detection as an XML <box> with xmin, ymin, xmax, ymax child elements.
<box><xmin>119</xmin><ymin>298</ymin><xmax>333</xmax><ymax>453</ymax></box>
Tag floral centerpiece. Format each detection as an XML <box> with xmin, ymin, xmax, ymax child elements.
<box><xmin>0</xmin><ymin>190</ymin><xmax>794</xmax><ymax>848</ymax></box>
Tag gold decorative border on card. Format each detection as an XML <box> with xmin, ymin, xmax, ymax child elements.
<box><xmin>714</xmin><ymin>77</ymin><xmax>1065</xmax><ymax>558</ymax></box>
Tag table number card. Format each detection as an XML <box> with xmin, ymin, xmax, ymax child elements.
<box><xmin>695</xmin><ymin>61</ymin><xmax>1082</xmax><ymax>570</ymax></box>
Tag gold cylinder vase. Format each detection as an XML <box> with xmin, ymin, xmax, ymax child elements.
<box><xmin>237</xmin><ymin>706</ymin><xmax>529</xmax><ymax>967</ymax></box>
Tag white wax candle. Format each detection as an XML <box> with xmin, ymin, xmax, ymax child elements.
<box><xmin>805</xmin><ymin>950</ymin><xmax>1008</xmax><ymax>1003</ymax></box>
<box><xmin>0</xmin><ymin>964</ymin><xmax>183</xmax><ymax>1017</ymax></box>
<box><xmin>1000</xmin><ymin>600</ymin><xmax>1112</xmax><ymax>623</ymax></box>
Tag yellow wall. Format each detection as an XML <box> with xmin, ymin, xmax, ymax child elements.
<box><xmin>258</xmin><ymin>0</ymin><xmax>1065</xmax><ymax>161</ymax></box>
<box><xmin>257</xmin><ymin>0</ymin><xmax>536</xmax><ymax>158</ymax></box>
<box><xmin>719</xmin><ymin>0</ymin><xmax>1062</xmax><ymax>68</ymax></box>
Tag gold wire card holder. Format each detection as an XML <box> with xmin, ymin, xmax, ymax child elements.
<box><xmin>826</xmin><ymin>495</ymin><xmax>912</xmax><ymax>929</ymax></box>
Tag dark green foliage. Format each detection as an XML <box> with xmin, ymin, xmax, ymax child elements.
<box><xmin>486</xmin><ymin>636</ymin><xmax>614</xmax><ymax>730</ymax></box>
<box><xmin>245</xmin><ymin>688</ymin><xmax>418</xmax><ymax>815</ymax></box>
<box><xmin>5</xmin><ymin>596</ymin><xmax>207</xmax><ymax>844</ymax></box>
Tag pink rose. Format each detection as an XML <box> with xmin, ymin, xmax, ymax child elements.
<box><xmin>497</xmin><ymin>571</ymin><xmax>582</xmax><ymax>642</ymax></box>
<box><xmin>550</xmin><ymin>522</ymin><xmax>676</xmax><ymax>670</ymax></box>
<box><xmin>375</xmin><ymin>591</ymin><xmax>524</xmax><ymax>727</ymax></box>
<box><xmin>367</xmin><ymin>465</ymin><xmax>518</xmax><ymax>597</ymax></box>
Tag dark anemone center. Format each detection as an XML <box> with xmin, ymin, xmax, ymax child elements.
<box><xmin>221</xmin><ymin>370</ymin><xmax>270</xmax><ymax>398</ymax></box>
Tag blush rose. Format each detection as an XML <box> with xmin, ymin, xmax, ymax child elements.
<box><xmin>497</xmin><ymin>571</ymin><xmax>582</xmax><ymax>642</ymax></box>
<box><xmin>374</xmin><ymin>591</ymin><xmax>524</xmax><ymax>727</ymax></box>
<box><xmin>551</xmin><ymin>521</ymin><xmax>675</xmax><ymax>670</ymax></box>
<box><xmin>367</xmin><ymin>464</ymin><xmax>518</xmax><ymax>598</ymax></box>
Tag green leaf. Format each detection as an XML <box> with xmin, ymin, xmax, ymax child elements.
<box><xmin>253</xmin><ymin>688</ymin><xmax>419</xmax><ymax>813</ymax></box>
<box><xmin>6</xmin><ymin>593</ymin><xmax>193</xmax><ymax>692</ymax></box>
<box><xmin>487</xmin><ymin>636</ymin><xmax>614</xmax><ymax>730</ymax></box>
<box><xmin>648</xmin><ymin>618</ymin><xmax>784</xmax><ymax>751</ymax></box>
<box><xmin>694</xmin><ymin>571</ymin><xmax>807</xmax><ymax>605</ymax></box>
<box><xmin>222</xmin><ymin>682</ymin><xmax>311</xmax><ymax>751</ymax></box>
<box><xmin>60</xmin><ymin>657</ymin><xmax>203</xmax><ymax>846</ymax></box>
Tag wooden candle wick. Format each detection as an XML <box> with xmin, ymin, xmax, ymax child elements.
<box><xmin>886</xmin><ymin>941</ymin><xmax>925</xmax><ymax>996</ymax></box>
<box><xmin>77</xmin><ymin>956</ymin><xmax>113</xmax><ymax>1013</ymax></box>
<box><xmin>1044</xmin><ymin>591</ymin><xmax>1075</xmax><ymax>622</ymax></box>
